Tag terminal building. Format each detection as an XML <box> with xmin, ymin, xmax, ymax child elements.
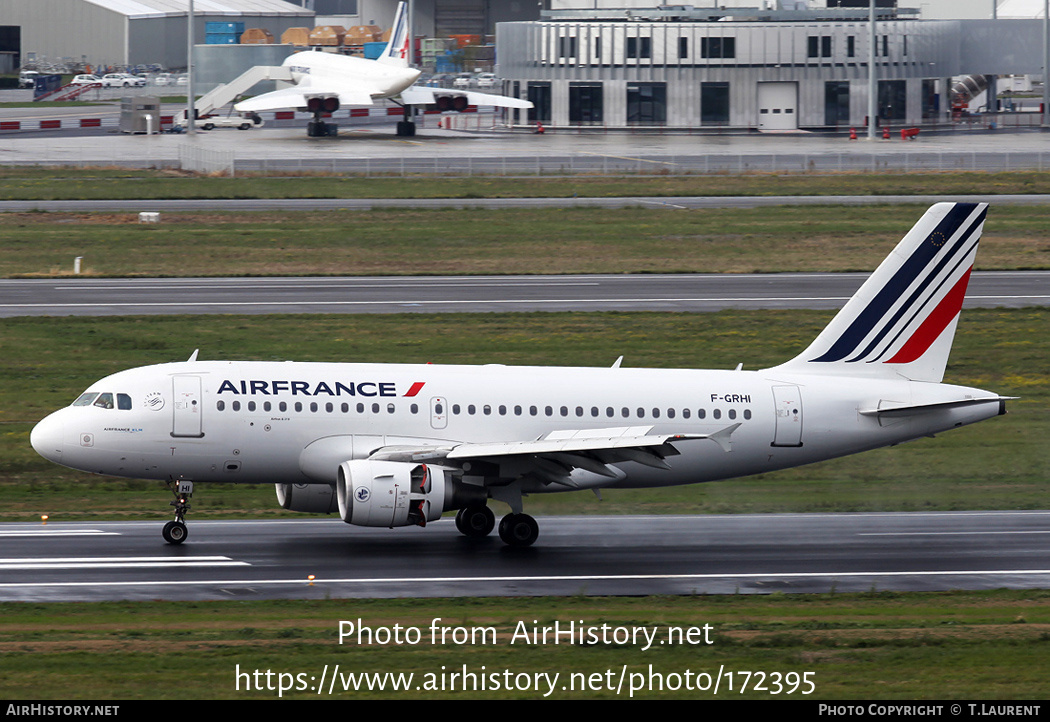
<box><xmin>495</xmin><ymin>4</ymin><xmax>1044</xmax><ymax>130</ymax></box>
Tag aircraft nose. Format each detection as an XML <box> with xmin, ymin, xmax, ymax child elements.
<box><xmin>30</xmin><ymin>412</ymin><xmax>65</xmax><ymax>462</ymax></box>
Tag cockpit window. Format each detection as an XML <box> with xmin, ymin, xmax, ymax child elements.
<box><xmin>93</xmin><ymin>393</ymin><xmax>114</xmax><ymax>409</ymax></box>
<box><xmin>117</xmin><ymin>393</ymin><xmax>132</xmax><ymax>410</ymax></box>
<box><xmin>72</xmin><ymin>392</ymin><xmax>98</xmax><ymax>407</ymax></box>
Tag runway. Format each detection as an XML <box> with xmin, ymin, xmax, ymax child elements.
<box><xmin>2</xmin><ymin>512</ymin><xmax>1049</xmax><ymax>602</ymax></box>
<box><xmin>1</xmin><ymin>271</ymin><xmax>1046</xmax><ymax>317</ymax></box>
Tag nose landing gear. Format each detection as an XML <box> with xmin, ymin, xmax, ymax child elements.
<box><xmin>163</xmin><ymin>479</ymin><xmax>193</xmax><ymax>545</ymax></box>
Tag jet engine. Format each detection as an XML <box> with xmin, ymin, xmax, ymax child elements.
<box><xmin>434</xmin><ymin>95</ymin><xmax>469</xmax><ymax>112</ymax></box>
<box><xmin>275</xmin><ymin>482</ymin><xmax>338</xmax><ymax>514</ymax></box>
<box><xmin>307</xmin><ymin>96</ymin><xmax>340</xmax><ymax>114</ymax></box>
<box><xmin>336</xmin><ymin>460</ymin><xmax>457</xmax><ymax>528</ymax></box>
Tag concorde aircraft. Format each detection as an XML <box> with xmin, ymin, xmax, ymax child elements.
<box><xmin>232</xmin><ymin>2</ymin><xmax>531</xmax><ymax>137</ymax></box>
<box><xmin>30</xmin><ymin>203</ymin><xmax>1009</xmax><ymax>547</ymax></box>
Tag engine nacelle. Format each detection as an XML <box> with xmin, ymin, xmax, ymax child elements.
<box><xmin>306</xmin><ymin>96</ymin><xmax>340</xmax><ymax>114</ymax></box>
<box><xmin>336</xmin><ymin>460</ymin><xmax>454</xmax><ymax>528</ymax></box>
<box><xmin>275</xmin><ymin>483</ymin><xmax>338</xmax><ymax>514</ymax></box>
<box><xmin>434</xmin><ymin>95</ymin><xmax>469</xmax><ymax>112</ymax></box>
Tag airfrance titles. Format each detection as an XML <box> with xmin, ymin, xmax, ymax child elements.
<box><xmin>217</xmin><ymin>380</ymin><xmax>425</xmax><ymax>398</ymax></box>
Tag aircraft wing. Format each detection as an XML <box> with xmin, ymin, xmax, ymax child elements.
<box><xmin>399</xmin><ymin>85</ymin><xmax>533</xmax><ymax>109</ymax></box>
<box><xmin>369</xmin><ymin>424</ymin><xmax>740</xmax><ymax>482</ymax></box>
<box><xmin>234</xmin><ymin>83</ymin><xmax>376</xmax><ymax>113</ymax></box>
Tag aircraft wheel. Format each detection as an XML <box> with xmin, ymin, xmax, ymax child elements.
<box><xmin>162</xmin><ymin>520</ymin><xmax>188</xmax><ymax>545</ymax></box>
<box><xmin>498</xmin><ymin>513</ymin><xmax>538</xmax><ymax>547</ymax></box>
<box><xmin>456</xmin><ymin>505</ymin><xmax>495</xmax><ymax>537</ymax></box>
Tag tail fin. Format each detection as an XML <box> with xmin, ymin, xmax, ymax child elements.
<box><xmin>770</xmin><ymin>202</ymin><xmax>987</xmax><ymax>383</ymax></box>
<box><xmin>377</xmin><ymin>2</ymin><xmax>411</xmax><ymax>67</ymax></box>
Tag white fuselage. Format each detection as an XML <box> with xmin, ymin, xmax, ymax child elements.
<box><xmin>30</xmin><ymin>360</ymin><xmax>1002</xmax><ymax>493</ymax></box>
<box><xmin>282</xmin><ymin>51</ymin><xmax>420</xmax><ymax>101</ymax></box>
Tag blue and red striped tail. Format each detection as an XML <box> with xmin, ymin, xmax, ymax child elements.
<box><xmin>771</xmin><ymin>202</ymin><xmax>987</xmax><ymax>383</ymax></box>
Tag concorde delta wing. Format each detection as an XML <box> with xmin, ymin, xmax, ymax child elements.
<box><xmin>399</xmin><ymin>85</ymin><xmax>534</xmax><ymax>110</ymax></box>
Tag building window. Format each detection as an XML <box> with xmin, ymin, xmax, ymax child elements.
<box><xmin>595</xmin><ymin>36</ymin><xmax>601</xmax><ymax>59</ymax></box>
<box><xmin>701</xmin><ymin>37</ymin><xmax>734</xmax><ymax>59</ymax></box>
<box><xmin>847</xmin><ymin>36</ymin><xmax>855</xmax><ymax>58</ymax></box>
<box><xmin>527</xmin><ymin>82</ymin><xmax>551</xmax><ymax>123</ymax></box>
<box><xmin>558</xmin><ymin>36</ymin><xmax>577</xmax><ymax>59</ymax></box>
<box><xmin>569</xmin><ymin>82</ymin><xmax>603</xmax><ymax>124</ymax></box>
<box><xmin>701</xmin><ymin>82</ymin><xmax>730</xmax><ymax>126</ymax></box>
<box><xmin>808</xmin><ymin>36</ymin><xmax>832</xmax><ymax>58</ymax></box>
<box><xmin>626</xmin><ymin>36</ymin><xmax>651</xmax><ymax>59</ymax></box>
<box><xmin>678</xmin><ymin>37</ymin><xmax>688</xmax><ymax>59</ymax></box>
<box><xmin>627</xmin><ymin>82</ymin><xmax>666</xmax><ymax>126</ymax></box>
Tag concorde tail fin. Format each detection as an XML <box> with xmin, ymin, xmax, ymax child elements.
<box><xmin>377</xmin><ymin>2</ymin><xmax>411</xmax><ymax>68</ymax></box>
<box><xmin>769</xmin><ymin>202</ymin><xmax>988</xmax><ymax>383</ymax></box>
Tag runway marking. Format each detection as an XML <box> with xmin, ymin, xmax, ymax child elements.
<box><xmin>1</xmin><ymin>568</ymin><xmax>1048</xmax><ymax>590</ymax></box>
<box><xmin>0</xmin><ymin>556</ymin><xmax>248</xmax><ymax>570</ymax></box>
<box><xmin>859</xmin><ymin>531</ymin><xmax>1050</xmax><ymax>536</ymax></box>
<box><xmin>0</xmin><ymin>528</ymin><xmax>118</xmax><ymax>537</ymax></box>
<box><xmin>52</xmin><ymin>281</ymin><xmax>602</xmax><ymax>291</ymax></box>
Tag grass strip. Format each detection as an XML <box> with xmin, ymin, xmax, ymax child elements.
<box><xmin>4</xmin><ymin>204</ymin><xmax>1049</xmax><ymax>277</ymax></box>
<box><xmin>1</xmin><ymin>591</ymin><xmax>1048</xmax><ymax>699</ymax></box>
<box><xmin>4</xmin><ymin>168</ymin><xmax>1050</xmax><ymax>200</ymax></box>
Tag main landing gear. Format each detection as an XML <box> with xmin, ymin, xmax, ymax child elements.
<box><xmin>454</xmin><ymin>504</ymin><xmax>539</xmax><ymax>547</ymax></box>
<box><xmin>163</xmin><ymin>479</ymin><xmax>193</xmax><ymax>545</ymax></box>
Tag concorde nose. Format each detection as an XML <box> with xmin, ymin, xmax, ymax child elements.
<box><xmin>30</xmin><ymin>412</ymin><xmax>65</xmax><ymax>463</ymax></box>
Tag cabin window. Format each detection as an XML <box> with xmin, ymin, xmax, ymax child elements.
<box><xmin>280</xmin><ymin>401</ymin><xmax>288</xmax><ymax>412</ymax></box>
<box><xmin>410</xmin><ymin>403</ymin><xmax>418</xmax><ymax>414</ymax></box>
<box><xmin>233</xmin><ymin>400</ymin><xmax>241</xmax><ymax>412</ymax></box>
<box><xmin>387</xmin><ymin>403</ymin><xmax>395</xmax><ymax>414</ymax></box>
<box><xmin>217</xmin><ymin>400</ymin><xmax>225</xmax><ymax>411</ymax></box>
<box><xmin>248</xmin><ymin>401</ymin><xmax>257</xmax><ymax>412</ymax></box>
<box><xmin>309</xmin><ymin>402</ymin><xmax>318</xmax><ymax>413</ymax></box>
<box><xmin>371</xmin><ymin>403</ymin><xmax>380</xmax><ymax>413</ymax></box>
<box><xmin>326</xmin><ymin>402</ymin><xmax>334</xmax><ymax>413</ymax></box>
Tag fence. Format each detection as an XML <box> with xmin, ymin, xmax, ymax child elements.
<box><xmin>177</xmin><ymin>142</ymin><xmax>235</xmax><ymax>176</ymax></box>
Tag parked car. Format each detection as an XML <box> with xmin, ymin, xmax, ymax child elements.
<box><xmin>452</xmin><ymin>73</ymin><xmax>473</xmax><ymax>88</ymax></box>
<box><xmin>18</xmin><ymin>70</ymin><xmax>39</xmax><ymax>88</ymax></box>
<box><xmin>188</xmin><ymin>111</ymin><xmax>264</xmax><ymax>131</ymax></box>
<box><xmin>70</xmin><ymin>74</ymin><xmax>102</xmax><ymax>86</ymax></box>
<box><xmin>101</xmin><ymin>73</ymin><xmax>145</xmax><ymax>88</ymax></box>
<box><xmin>153</xmin><ymin>73</ymin><xmax>173</xmax><ymax>86</ymax></box>
<box><xmin>476</xmin><ymin>72</ymin><xmax>498</xmax><ymax>89</ymax></box>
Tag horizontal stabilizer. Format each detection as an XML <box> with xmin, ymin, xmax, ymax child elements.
<box><xmin>859</xmin><ymin>396</ymin><xmax>1012</xmax><ymax>417</ymax></box>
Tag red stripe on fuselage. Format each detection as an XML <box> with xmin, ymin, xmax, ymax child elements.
<box><xmin>885</xmin><ymin>267</ymin><xmax>972</xmax><ymax>365</ymax></box>
<box><xmin>404</xmin><ymin>382</ymin><xmax>426</xmax><ymax>397</ymax></box>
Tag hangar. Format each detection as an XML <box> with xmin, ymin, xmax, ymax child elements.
<box><xmin>495</xmin><ymin>5</ymin><xmax>1045</xmax><ymax>130</ymax></box>
<box><xmin>0</xmin><ymin>0</ymin><xmax>314</xmax><ymax>71</ymax></box>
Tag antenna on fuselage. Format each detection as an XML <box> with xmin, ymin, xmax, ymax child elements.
<box><xmin>187</xmin><ymin>349</ymin><xmax>199</xmax><ymax>362</ymax></box>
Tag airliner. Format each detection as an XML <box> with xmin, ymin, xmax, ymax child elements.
<box><xmin>233</xmin><ymin>2</ymin><xmax>531</xmax><ymax>136</ymax></box>
<box><xmin>30</xmin><ymin>203</ymin><xmax>1008</xmax><ymax>547</ymax></box>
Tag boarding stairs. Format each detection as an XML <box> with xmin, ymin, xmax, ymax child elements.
<box><xmin>34</xmin><ymin>82</ymin><xmax>102</xmax><ymax>102</ymax></box>
<box><xmin>192</xmin><ymin>65</ymin><xmax>294</xmax><ymax>118</ymax></box>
